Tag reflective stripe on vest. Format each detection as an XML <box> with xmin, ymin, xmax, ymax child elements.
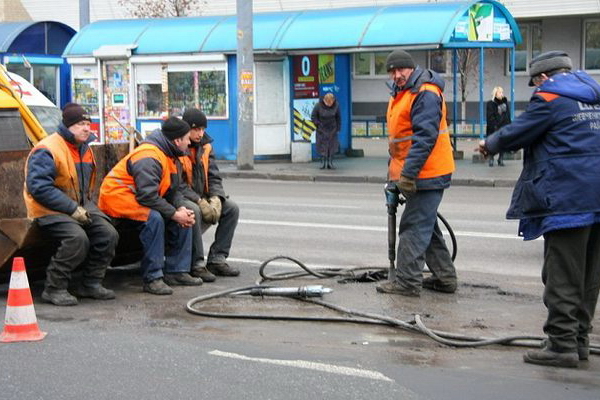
<box><xmin>387</xmin><ymin>83</ymin><xmax>455</xmax><ymax>181</ymax></box>
<box><xmin>98</xmin><ymin>143</ymin><xmax>174</xmax><ymax>221</ymax></box>
<box><xmin>23</xmin><ymin>133</ymin><xmax>96</xmax><ymax>219</ymax></box>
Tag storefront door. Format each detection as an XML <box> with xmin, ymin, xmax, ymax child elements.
<box><xmin>254</xmin><ymin>60</ymin><xmax>289</xmax><ymax>155</ymax></box>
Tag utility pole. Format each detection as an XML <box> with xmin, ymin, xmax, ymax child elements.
<box><xmin>79</xmin><ymin>0</ymin><xmax>90</xmax><ymax>28</ymax></box>
<box><xmin>236</xmin><ymin>0</ymin><xmax>254</xmax><ymax>170</ymax></box>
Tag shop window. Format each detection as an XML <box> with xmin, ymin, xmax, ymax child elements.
<box><xmin>6</xmin><ymin>63</ymin><xmax>59</xmax><ymax>105</ymax></box>
<box><xmin>137</xmin><ymin>84</ymin><xmax>163</xmax><ymax>118</ymax></box>
<box><xmin>71</xmin><ymin>65</ymin><xmax>99</xmax><ymax>116</ymax></box>
<box><xmin>354</xmin><ymin>53</ymin><xmax>370</xmax><ymax>76</ymax></box>
<box><xmin>584</xmin><ymin>19</ymin><xmax>600</xmax><ymax>70</ymax></box>
<box><xmin>167</xmin><ymin>70</ymin><xmax>227</xmax><ymax>118</ymax></box>
<box><xmin>374</xmin><ymin>52</ymin><xmax>388</xmax><ymax>75</ymax></box>
<box><xmin>508</xmin><ymin>24</ymin><xmax>541</xmax><ymax>73</ymax></box>
<box><xmin>73</xmin><ymin>78</ymin><xmax>99</xmax><ymax>116</ymax></box>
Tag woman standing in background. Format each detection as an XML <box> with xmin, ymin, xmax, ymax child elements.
<box><xmin>311</xmin><ymin>93</ymin><xmax>341</xmax><ymax>169</ymax></box>
<box><xmin>486</xmin><ymin>86</ymin><xmax>511</xmax><ymax>166</ymax></box>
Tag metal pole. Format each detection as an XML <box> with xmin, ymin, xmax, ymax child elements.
<box><xmin>236</xmin><ymin>0</ymin><xmax>254</xmax><ymax>170</ymax></box>
<box><xmin>479</xmin><ymin>47</ymin><xmax>485</xmax><ymax>139</ymax></box>
<box><xmin>79</xmin><ymin>0</ymin><xmax>90</xmax><ymax>28</ymax></box>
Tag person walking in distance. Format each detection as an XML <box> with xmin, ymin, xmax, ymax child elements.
<box><xmin>479</xmin><ymin>51</ymin><xmax>600</xmax><ymax>368</ymax></box>
<box><xmin>376</xmin><ymin>49</ymin><xmax>457</xmax><ymax>297</ymax></box>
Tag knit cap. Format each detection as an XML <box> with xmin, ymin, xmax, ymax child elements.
<box><xmin>385</xmin><ymin>49</ymin><xmax>415</xmax><ymax>71</ymax></box>
<box><xmin>161</xmin><ymin>116</ymin><xmax>190</xmax><ymax>140</ymax></box>
<box><xmin>62</xmin><ymin>103</ymin><xmax>91</xmax><ymax>127</ymax></box>
<box><xmin>182</xmin><ymin>108</ymin><xmax>207</xmax><ymax>129</ymax></box>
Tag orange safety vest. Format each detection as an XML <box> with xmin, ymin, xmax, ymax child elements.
<box><xmin>23</xmin><ymin>133</ymin><xmax>96</xmax><ymax>219</ymax></box>
<box><xmin>387</xmin><ymin>83</ymin><xmax>455</xmax><ymax>181</ymax></box>
<box><xmin>181</xmin><ymin>143</ymin><xmax>211</xmax><ymax>194</ymax></box>
<box><xmin>98</xmin><ymin>143</ymin><xmax>176</xmax><ymax>221</ymax></box>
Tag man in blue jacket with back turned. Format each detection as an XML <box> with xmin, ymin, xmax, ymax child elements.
<box><xmin>480</xmin><ymin>51</ymin><xmax>600</xmax><ymax>368</ymax></box>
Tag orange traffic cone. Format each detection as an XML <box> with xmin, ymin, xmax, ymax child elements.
<box><xmin>0</xmin><ymin>257</ymin><xmax>46</xmax><ymax>342</ymax></box>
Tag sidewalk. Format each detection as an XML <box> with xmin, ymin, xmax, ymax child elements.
<box><xmin>218</xmin><ymin>138</ymin><xmax>521</xmax><ymax>187</ymax></box>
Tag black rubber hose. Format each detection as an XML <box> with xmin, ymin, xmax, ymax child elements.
<box><xmin>437</xmin><ymin>211</ymin><xmax>457</xmax><ymax>261</ymax></box>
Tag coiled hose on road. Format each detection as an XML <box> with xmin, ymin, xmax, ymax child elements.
<box><xmin>186</xmin><ymin>255</ymin><xmax>600</xmax><ymax>354</ymax></box>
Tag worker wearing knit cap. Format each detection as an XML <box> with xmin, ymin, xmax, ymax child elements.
<box><xmin>24</xmin><ymin>102</ymin><xmax>118</xmax><ymax>306</ymax></box>
<box><xmin>99</xmin><ymin>115</ymin><xmax>202</xmax><ymax>295</ymax></box>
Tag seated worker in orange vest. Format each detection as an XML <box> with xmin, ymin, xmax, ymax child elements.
<box><xmin>376</xmin><ymin>49</ymin><xmax>457</xmax><ymax>297</ymax></box>
<box><xmin>24</xmin><ymin>103</ymin><xmax>118</xmax><ymax>306</ymax></box>
<box><xmin>98</xmin><ymin>117</ymin><xmax>200</xmax><ymax>295</ymax></box>
<box><xmin>179</xmin><ymin>109</ymin><xmax>240</xmax><ymax>281</ymax></box>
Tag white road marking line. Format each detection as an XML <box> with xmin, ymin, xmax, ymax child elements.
<box><xmin>239</xmin><ymin>219</ymin><xmax>533</xmax><ymax>240</ymax></box>
<box><xmin>238</xmin><ymin>201</ymin><xmax>359</xmax><ymax>209</ymax></box>
<box><xmin>209</xmin><ymin>350</ymin><xmax>393</xmax><ymax>382</ymax></box>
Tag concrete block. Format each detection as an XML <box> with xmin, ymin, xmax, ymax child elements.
<box><xmin>291</xmin><ymin>141</ymin><xmax>312</xmax><ymax>163</ymax></box>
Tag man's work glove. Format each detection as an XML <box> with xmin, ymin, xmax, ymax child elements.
<box><xmin>207</xmin><ymin>195</ymin><xmax>222</xmax><ymax>224</ymax></box>
<box><xmin>198</xmin><ymin>198</ymin><xmax>214</xmax><ymax>224</ymax></box>
<box><xmin>71</xmin><ymin>206</ymin><xmax>92</xmax><ymax>226</ymax></box>
<box><xmin>396</xmin><ymin>175</ymin><xmax>417</xmax><ymax>197</ymax></box>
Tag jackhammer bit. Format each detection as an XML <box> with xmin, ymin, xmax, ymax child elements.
<box><xmin>249</xmin><ymin>285</ymin><xmax>333</xmax><ymax>298</ymax></box>
<box><xmin>384</xmin><ymin>182</ymin><xmax>401</xmax><ymax>281</ymax></box>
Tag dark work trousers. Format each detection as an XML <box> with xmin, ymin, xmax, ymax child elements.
<box><xmin>395</xmin><ymin>189</ymin><xmax>457</xmax><ymax>290</ymax></box>
<box><xmin>182</xmin><ymin>198</ymin><xmax>239</xmax><ymax>266</ymax></box>
<box><xmin>37</xmin><ymin>214</ymin><xmax>118</xmax><ymax>291</ymax></box>
<box><xmin>542</xmin><ymin>223</ymin><xmax>600</xmax><ymax>352</ymax></box>
<box><xmin>135</xmin><ymin>209</ymin><xmax>192</xmax><ymax>283</ymax></box>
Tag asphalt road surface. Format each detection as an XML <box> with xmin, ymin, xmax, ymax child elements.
<box><xmin>0</xmin><ymin>179</ymin><xmax>598</xmax><ymax>400</ymax></box>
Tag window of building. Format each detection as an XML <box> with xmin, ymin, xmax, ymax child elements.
<box><xmin>509</xmin><ymin>23</ymin><xmax>542</xmax><ymax>73</ymax></box>
<box><xmin>7</xmin><ymin>63</ymin><xmax>59</xmax><ymax>105</ymax></box>
<box><xmin>135</xmin><ymin>62</ymin><xmax>228</xmax><ymax>118</ymax></box>
<box><xmin>353</xmin><ymin>52</ymin><xmax>390</xmax><ymax>77</ymax></box>
<box><xmin>584</xmin><ymin>19</ymin><xmax>600</xmax><ymax>71</ymax></box>
<box><xmin>428</xmin><ymin>50</ymin><xmax>447</xmax><ymax>74</ymax></box>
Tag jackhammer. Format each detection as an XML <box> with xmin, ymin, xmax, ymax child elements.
<box><xmin>383</xmin><ymin>182</ymin><xmax>457</xmax><ymax>281</ymax></box>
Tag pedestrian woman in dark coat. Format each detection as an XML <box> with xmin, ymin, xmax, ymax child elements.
<box><xmin>486</xmin><ymin>86</ymin><xmax>511</xmax><ymax>166</ymax></box>
<box><xmin>311</xmin><ymin>93</ymin><xmax>341</xmax><ymax>169</ymax></box>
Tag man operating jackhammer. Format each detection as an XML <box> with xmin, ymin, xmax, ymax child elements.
<box><xmin>479</xmin><ymin>51</ymin><xmax>600</xmax><ymax>368</ymax></box>
<box><xmin>376</xmin><ymin>49</ymin><xmax>458</xmax><ymax>297</ymax></box>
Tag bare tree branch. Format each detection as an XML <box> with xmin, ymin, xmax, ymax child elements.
<box><xmin>118</xmin><ymin>0</ymin><xmax>207</xmax><ymax>18</ymax></box>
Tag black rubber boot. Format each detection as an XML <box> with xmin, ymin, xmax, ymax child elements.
<box><xmin>319</xmin><ymin>157</ymin><xmax>326</xmax><ymax>169</ymax></box>
<box><xmin>326</xmin><ymin>156</ymin><xmax>335</xmax><ymax>170</ymax></box>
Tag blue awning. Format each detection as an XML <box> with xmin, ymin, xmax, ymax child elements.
<box><xmin>0</xmin><ymin>21</ymin><xmax>75</xmax><ymax>55</ymax></box>
<box><xmin>64</xmin><ymin>0</ymin><xmax>520</xmax><ymax>57</ymax></box>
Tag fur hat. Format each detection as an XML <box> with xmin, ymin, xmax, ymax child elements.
<box><xmin>528</xmin><ymin>51</ymin><xmax>573</xmax><ymax>86</ymax></box>
<box><xmin>62</xmin><ymin>103</ymin><xmax>91</xmax><ymax>128</ymax></box>
<box><xmin>161</xmin><ymin>117</ymin><xmax>190</xmax><ymax>140</ymax></box>
<box><xmin>385</xmin><ymin>49</ymin><xmax>415</xmax><ymax>71</ymax></box>
<box><xmin>182</xmin><ymin>108</ymin><xmax>207</xmax><ymax>129</ymax></box>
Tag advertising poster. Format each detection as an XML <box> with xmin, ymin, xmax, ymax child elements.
<box><xmin>468</xmin><ymin>3</ymin><xmax>494</xmax><ymax>41</ymax></box>
<box><xmin>293</xmin><ymin>55</ymin><xmax>319</xmax><ymax>99</ymax></box>
<box><xmin>318</xmin><ymin>54</ymin><xmax>335</xmax><ymax>84</ymax></box>
<box><xmin>103</xmin><ymin>62</ymin><xmax>131</xmax><ymax>143</ymax></box>
<box><xmin>293</xmin><ymin>98</ymin><xmax>318</xmax><ymax>142</ymax></box>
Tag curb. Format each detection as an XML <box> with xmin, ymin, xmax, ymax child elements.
<box><xmin>221</xmin><ymin>171</ymin><xmax>516</xmax><ymax>187</ymax></box>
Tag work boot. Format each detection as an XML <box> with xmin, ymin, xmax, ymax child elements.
<box><xmin>498</xmin><ymin>160</ymin><xmax>505</xmax><ymax>166</ymax></box>
<box><xmin>422</xmin><ymin>277</ymin><xmax>457</xmax><ymax>293</ymax></box>
<box><xmin>190</xmin><ymin>265</ymin><xmax>216</xmax><ymax>282</ymax></box>
<box><xmin>541</xmin><ymin>338</ymin><xmax>590</xmax><ymax>361</ymax></box>
<box><xmin>206</xmin><ymin>261</ymin><xmax>240</xmax><ymax>277</ymax></box>
<box><xmin>41</xmin><ymin>288</ymin><xmax>78</xmax><ymax>306</ymax></box>
<box><xmin>76</xmin><ymin>284</ymin><xmax>116</xmax><ymax>300</ymax></box>
<box><xmin>163</xmin><ymin>272</ymin><xmax>203</xmax><ymax>286</ymax></box>
<box><xmin>578</xmin><ymin>337</ymin><xmax>590</xmax><ymax>361</ymax></box>
<box><xmin>523</xmin><ymin>347</ymin><xmax>579</xmax><ymax>368</ymax></box>
<box><xmin>143</xmin><ymin>278</ymin><xmax>173</xmax><ymax>295</ymax></box>
<box><xmin>376</xmin><ymin>281</ymin><xmax>420</xmax><ymax>297</ymax></box>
